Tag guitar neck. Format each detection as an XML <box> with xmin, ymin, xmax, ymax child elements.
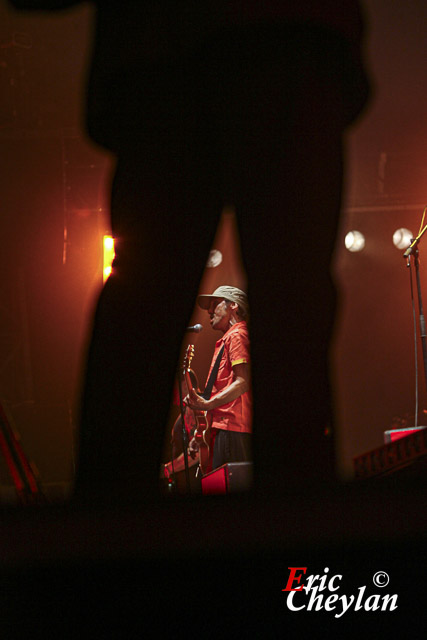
<box><xmin>184</xmin><ymin>368</ymin><xmax>194</xmax><ymax>395</ymax></box>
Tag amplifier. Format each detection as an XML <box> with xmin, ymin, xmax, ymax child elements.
<box><xmin>201</xmin><ymin>462</ymin><xmax>253</xmax><ymax>495</ymax></box>
<box><xmin>384</xmin><ymin>426</ymin><xmax>427</xmax><ymax>444</ymax></box>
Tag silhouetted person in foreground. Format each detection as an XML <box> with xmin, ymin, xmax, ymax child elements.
<box><xmin>9</xmin><ymin>1</ymin><xmax>369</xmax><ymax>504</ymax></box>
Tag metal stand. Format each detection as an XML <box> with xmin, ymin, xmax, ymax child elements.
<box><xmin>177</xmin><ymin>368</ymin><xmax>192</xmax><ymax>494</ymax></box>
<box><xmin>404</xmin><ymin>219</ymin><xmax>427</xmax><ymax>404</ymax></box>
<box><xmin>0</xmin><ymin>402</ymin><xmax>44</xmax><ymax>504</ymax></box>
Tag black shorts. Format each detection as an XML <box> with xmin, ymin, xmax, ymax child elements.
<box><xmin>212</xmin><ymin>429</ymin><xmax>251</xmax><ymax>471</ymax></box>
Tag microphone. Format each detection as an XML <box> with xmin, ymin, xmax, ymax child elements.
<box><xmin>186</xmin><ymin>324</ymin><xmax>203</xmax><ymax>333</ymax></box>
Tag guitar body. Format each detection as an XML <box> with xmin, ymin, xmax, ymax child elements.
<box><xmin>184</xmin><ymin>345</ymin><xmax>213</xmax><ymax>475</ymax></box>
<box><xmin>191</xmin><ymin>410</ymin><xmax>212</xmax><ymax>476</ymax></box>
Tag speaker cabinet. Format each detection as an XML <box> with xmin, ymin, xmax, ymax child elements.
<box><xmin>383</xmin><ymin>426</ymin><xmax>427</xmax><ymax>444</ymax></box>
<box><xmin>201</xmin><ymin>462</ymin><xmax>252</xmax><ymax>495</ymax></box>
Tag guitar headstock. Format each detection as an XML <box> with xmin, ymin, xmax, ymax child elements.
<box><xmin>183</xmin><ymin>344</ymin><xmax>195</xmax><ymax>372</ymax></box>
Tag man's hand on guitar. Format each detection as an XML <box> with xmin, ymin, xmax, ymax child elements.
<box><xmin>188</xmin><ymin>437</ymin><xmax>199</xmax><ymax>460</ymax></box>
<box><xmin>185</xmin><ymin>387</ymin><xmax>212</xmax><ymax>412</ymax></box>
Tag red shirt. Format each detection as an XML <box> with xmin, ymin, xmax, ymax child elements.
<box><xmin>207</xmin><ymin>321</ymin><xmax>252</xmax><ymax>434</ymax></box>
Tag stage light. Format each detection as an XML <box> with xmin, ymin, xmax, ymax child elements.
<box><xmin>103</xmin><ymin>235</ymin><xmax>115</xmax><ymax>282</ymax></box>
<box><xmin>392</xmin><ymin>228</ymin><xmax>413</xmax><ymax>250</ymax></box>
<box><xmin>206</xmin><ymin>249</ymin><xmax>223</xmax><ymax>268</ymax></box>
<box><xmin>344</xmin><ymin>230</ymin><xmax>365</xmax><ymax>252</ymax></box>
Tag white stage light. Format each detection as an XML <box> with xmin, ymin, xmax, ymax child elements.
<box><xmin>344</xmin><ymin>230</ymin><xmax>365</xmax><ymax>252</ymax></box>
<box><xmin>206</xmin><ymin>249</ymin><xmax>223</xmax><ymax>268</ymax></box>
<box><xmin>392</xmin><ymin>228</ymin><xmax>413</xmax><ymax>250</ymax></box>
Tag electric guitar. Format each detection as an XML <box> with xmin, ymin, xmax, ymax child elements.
<box><xmin>183</xmin><ymin>344</ymin><xmax>212</xmax><ymax>475</ymax></box>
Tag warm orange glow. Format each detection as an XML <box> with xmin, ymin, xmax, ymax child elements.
<box><xmin>103</xmin><ymin>235</ymin><xmax>115</xmax><ymax>282</ymax></box>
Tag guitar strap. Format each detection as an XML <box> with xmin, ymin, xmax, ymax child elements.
<box><xmin>202</xmin><ymin>343</ymin><xmax>225</xmax><ymax>400</ymax></box>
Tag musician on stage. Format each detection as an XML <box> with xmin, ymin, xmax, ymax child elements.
<box><xmin>185</xmin><ymin>286</ymin><xmax>252</xmax><ymax>473</ymax></box>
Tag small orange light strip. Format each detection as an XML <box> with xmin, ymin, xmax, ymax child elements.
<box><xmin>103</xmin><ymin>235</ymin><xmax>115</xmax><ymax>282</ymax></box>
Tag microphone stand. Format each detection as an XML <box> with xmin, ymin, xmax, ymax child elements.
<box><xmin>172</xmin><ymin>326</ymin><xmax>203</xmax><ymax>494</ymax></box>
<box><xmin>404</xmin><ymin>224</ymin><xmax>427</xmax><ymax>396</ymax></box>
<box><xmin>177</xmin><ymin>368</ymin><xmax>192</xmax><ymax>494</ymax></box>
